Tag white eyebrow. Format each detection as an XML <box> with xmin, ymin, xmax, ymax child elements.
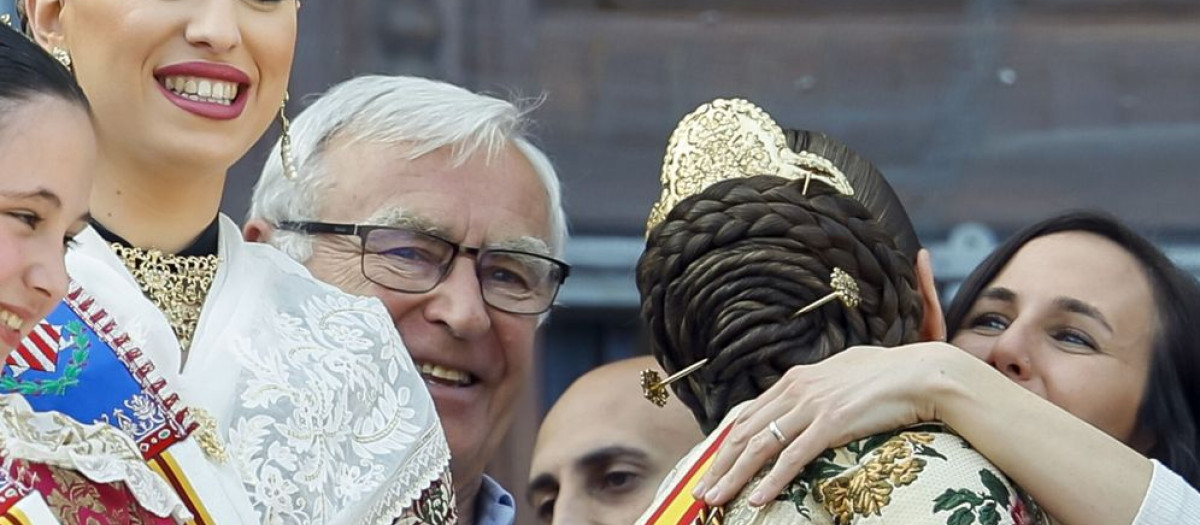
<box><xmin>364</xmin><ymin>207</ymin><xmax>551</xmax><ymax>255</ymax></box>
<box><xmin>363</xmin><ymin>208</ymin><xmax>452</xmax><ymax>238</ymax></box>
<box><xmin>490</xmin><ymin>236</ymin><xmax>551</xmax><ymax>257</ymax></box>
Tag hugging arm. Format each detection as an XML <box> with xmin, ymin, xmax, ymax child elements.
<box><xmin>697</xmin><ymin>342</ymin><xmax>1162</xmax><ymax>525</ymax></box>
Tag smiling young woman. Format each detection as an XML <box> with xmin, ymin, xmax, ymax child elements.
<box><xmin>8</xmin><ymin>1</ymin><xmax>456</xmax><ymax>523</ymax></box>
<box><xmin>0</xmin><ymin>22</ymin><xmax>195</xmax><ymax>524</ymax></box>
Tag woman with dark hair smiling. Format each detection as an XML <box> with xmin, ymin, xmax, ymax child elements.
<box><xmin>701</xmin><ymin>211</ymin><xmax>1200</xmax><ymax>524</ymax></box>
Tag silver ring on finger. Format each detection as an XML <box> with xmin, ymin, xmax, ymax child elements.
<box><xmin>768</xmin><ymin>420</ymin><xmax>788</xmax><ymax>445</ymax></box>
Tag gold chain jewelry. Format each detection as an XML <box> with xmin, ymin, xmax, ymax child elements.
<box><xmin>109</xmin><ymin>243</ymin><xmax>219</xmax><ymax>355</ymax></box>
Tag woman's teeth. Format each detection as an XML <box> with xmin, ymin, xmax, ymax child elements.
<box><xmin>418</xmin><ymin>362</ymin><xmax>473</xmax><ymax>386</ymax></box>
<box><xmin>0</xmin><ymin>308</ymin><xmax>24</xmax><ymax>331</ymax></box>
<box><xmin>162</xmin><ymin>76</ymin><xmax>239</xmax><ymax>106</ymax></box>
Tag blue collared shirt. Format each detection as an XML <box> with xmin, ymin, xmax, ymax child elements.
<box><xmin>475</xmin><ymin>475</ymin><xmax>516</xmax><ymax>525</ymax></box>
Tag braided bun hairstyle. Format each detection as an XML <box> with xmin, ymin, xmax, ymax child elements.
<box><xmin>638</xmin><ymin>168</ymin><xmax>923</xmax><ymax>434</ymax></box>
<box><xmin>786</xmin><ymin>129</ymin><xmax>921</xmax><ymax>262</ymax></box>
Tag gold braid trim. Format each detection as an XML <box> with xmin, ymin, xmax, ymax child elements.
<box><xmin>109</xmin><ymin>243</ymin><xmax>219</xmax><ymax>356</ymax></box>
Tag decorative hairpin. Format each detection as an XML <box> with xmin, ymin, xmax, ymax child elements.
<box><xmin>792</xmin><ymin>267</ymin><xmax>861</xmax><ymax>317</ymax></box>
<box><xmin>640</xmin><ymin>266</ymin><xmax>862</xmax><ymax>406</ymax></box>
<box><xmin>640</xmin><ymin>360</ymin><xmax>708</xmax><ymax>408</ymax></box>
<box><xmin>646</xmin><ymin>98</ymin><xmax>854</xmax><ymax>234</ymax></box>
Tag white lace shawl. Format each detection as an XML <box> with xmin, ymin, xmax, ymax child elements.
<box><xmin>65</xmin><ymin>216</ymin><xmax>453</xmax><ymax>524</ymax></box>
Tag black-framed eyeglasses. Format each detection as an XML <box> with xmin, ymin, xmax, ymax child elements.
<box><xmin>277</xmin><ymin>221</ymin><xmax>570</xmax><ymax>315</ymax></box>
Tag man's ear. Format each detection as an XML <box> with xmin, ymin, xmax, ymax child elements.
<box><xmin>243</xmin><ymin>218</ymin><xmax>274</xmax><ymax>243</ymax></box>
<box><xmin>23</xmin><ymin>0</ymin><xmax>67</xmax><ymax>51</ymax></box>
<box><xmin>916</xmin><ymin>248</ymin><xmax>947</xmax><ymax>342</ymax></box>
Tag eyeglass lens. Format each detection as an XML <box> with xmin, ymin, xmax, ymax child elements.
<box><xmin>361</xmin><ymin>227</ymin><xmax>564</xmax><ymax>313</ymax></box>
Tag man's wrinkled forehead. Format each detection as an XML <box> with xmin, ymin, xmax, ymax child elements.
<box><xmin>365</xmin><ymin>207</ymin><xmax>552</xmax><ymax>256</ymax></box>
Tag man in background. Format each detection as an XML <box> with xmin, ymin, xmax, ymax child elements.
<box><xmin>246</xmin><ymin>75</ymin><xmax>570</xmax><ymax>525</ymax></box>
<box><xmin>529</xmin><ymin>356</ymin><xmax>704</xmax><ymax>524</ymax></box>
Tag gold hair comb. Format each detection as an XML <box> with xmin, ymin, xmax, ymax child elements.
<box><xmin>640</xmin><ymin>266</ymin><xmax>862</xmax><ymax>406</ymax></box>
<box><xmin>646</xmin><ymin>98</ymin><xmax>854</xmax><ymax>234</ymax></box>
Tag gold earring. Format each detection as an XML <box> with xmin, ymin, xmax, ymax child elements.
<box><xmin>51</xmin><ymin>46</ymin><xmax>72</xmax><ymax>69</ymax></box>
<box><xmin>278</xmin><ymin>92</ymin><xmax>298</xmax><ymax>180</ymax></box>
<box><xmin>640</xmin><ymin>359</ymin><xmax>708</xmax><ymax>407</ymax></box>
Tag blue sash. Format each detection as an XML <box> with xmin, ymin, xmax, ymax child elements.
<box><xmin>0</xmin><ymin>285</ymin><xmax>192</xmax><ymax>460</ymax></box>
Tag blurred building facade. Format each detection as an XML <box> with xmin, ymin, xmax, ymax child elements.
<box><xmin>6</xmin><ymin>1</ymin><xmax>1200</xmax><ymax>522</ymax></box>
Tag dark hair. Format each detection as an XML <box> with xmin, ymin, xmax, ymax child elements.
<box><xmin>945</xmin><ymin>211</ymin><xmax>1200</xmax><ymax>487</ymax></box>
<box><xmin>0</xmin><ymin>23</ymin><xmax>90</xmax><ymax>124</ymax></box>
<box><xmin>787</xmin><ymin>129</ymin><xmax>921</xmax><ymax>260</ymax></box>
<box><xmin>638</xmin><ymin>131</ymin><xmax>924</xmax><ymax>433</ymax></box>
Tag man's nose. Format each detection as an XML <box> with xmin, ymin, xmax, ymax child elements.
<box><xmin>424</xmin><ymin>256</ymin><xmax>491</xmax><ymax>339</ymax></box>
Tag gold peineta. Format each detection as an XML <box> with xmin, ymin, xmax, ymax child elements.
<box><xmin>646</xmin><ymin>98</ymin><xmax>854</xmax><ymax>234</ymax></box>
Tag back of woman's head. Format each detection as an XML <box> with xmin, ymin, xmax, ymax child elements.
<box><xmin>638</xmin><ymin>177</ymin><xmax>924</xmax><ymax>433</ymax></box>
<box><xmin>946</xmin><ymin>211</ymin><xmax>1200</xmax><ymax>487</ymax></box>
<box><xmin>0</xmin><ymin>23</ymin><xmax>90</xmax><ymax>126</ymax></box>
<box><xmin>787</xmin><ymin>129</ymin><xmax>921</xmax><ymax>261</ymax></box>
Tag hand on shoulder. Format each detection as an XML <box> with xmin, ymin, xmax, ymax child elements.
<box><xmin>695</xmin><ymin>342</ymin><xmax>981</xmax><ymax>507</ymax></box>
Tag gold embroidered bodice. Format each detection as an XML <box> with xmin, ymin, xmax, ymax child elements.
<box><xmin>109</xmin><ymin>244</ymin><xmax>219</xmax><ymax>357</ymax></box>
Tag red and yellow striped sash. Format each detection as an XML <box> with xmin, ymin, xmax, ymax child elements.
<box><xmin>645</xmin><ymin>425</ymin><xmax>733</xmax><ymax>524</ymax></box>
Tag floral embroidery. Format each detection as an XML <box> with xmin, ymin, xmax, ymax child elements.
<box><xmin>815</xmin><ymin>432</ymin><xmax>938</xmax><ymax>524</ymax></box>
<box><xmin>228</xmin><ymin>291</ymin><xmax>450</xmax><ymax>524</ymax></box>
<box><xmin>681</xmin><ymin>410</ymin><xmax>1052</xmax><ymax>525</ymax></box>
<box><xmin>45</xmin><ymin>467</ymin><xmax>117</xmax><ymax>523</ymax></box>
<box><xmin>394</xmin><ymin>471</ymin><xmax>457</xmax><ymax>525</ymax></box>
<box><xmin>0</xmin><ymin>395</ymin><xmax>189</xmax><ymax>520</ymax></box>
<box><xmin>933</xmin><ymin>469</ymin><xmax>1028</xmax><ymax>525</ymax></box>
<box><xmin>29</xmin><ymin>464</ymin><xmax>173</xmax><ymax>524</ymax></box>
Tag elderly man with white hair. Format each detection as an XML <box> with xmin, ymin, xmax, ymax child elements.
<box><xmin>245</xmin><ymin>75</ymin><xmax>570</xmax><ymax>525</ymax></box>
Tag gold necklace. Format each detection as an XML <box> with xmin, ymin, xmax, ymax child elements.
<box><xmin>109</xmin><ymin>243</ymin><xmax>219</xmax><ymax>356</ymax></box>
<box><xmin>109</xmin><ymin>243</ymin><xmax>228</xmax><ymax>463</ymax></box>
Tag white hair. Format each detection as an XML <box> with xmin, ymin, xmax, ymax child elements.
<box><xmin>248</xmin><ymin>75</ymin><xmax>568</xmax><ymax>262</ymax></box>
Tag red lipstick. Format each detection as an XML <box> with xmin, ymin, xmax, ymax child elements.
<box><xmin>154</xmin><ymin>61</ymin><xmax>251</xmax><ymax>120</ymax></box>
